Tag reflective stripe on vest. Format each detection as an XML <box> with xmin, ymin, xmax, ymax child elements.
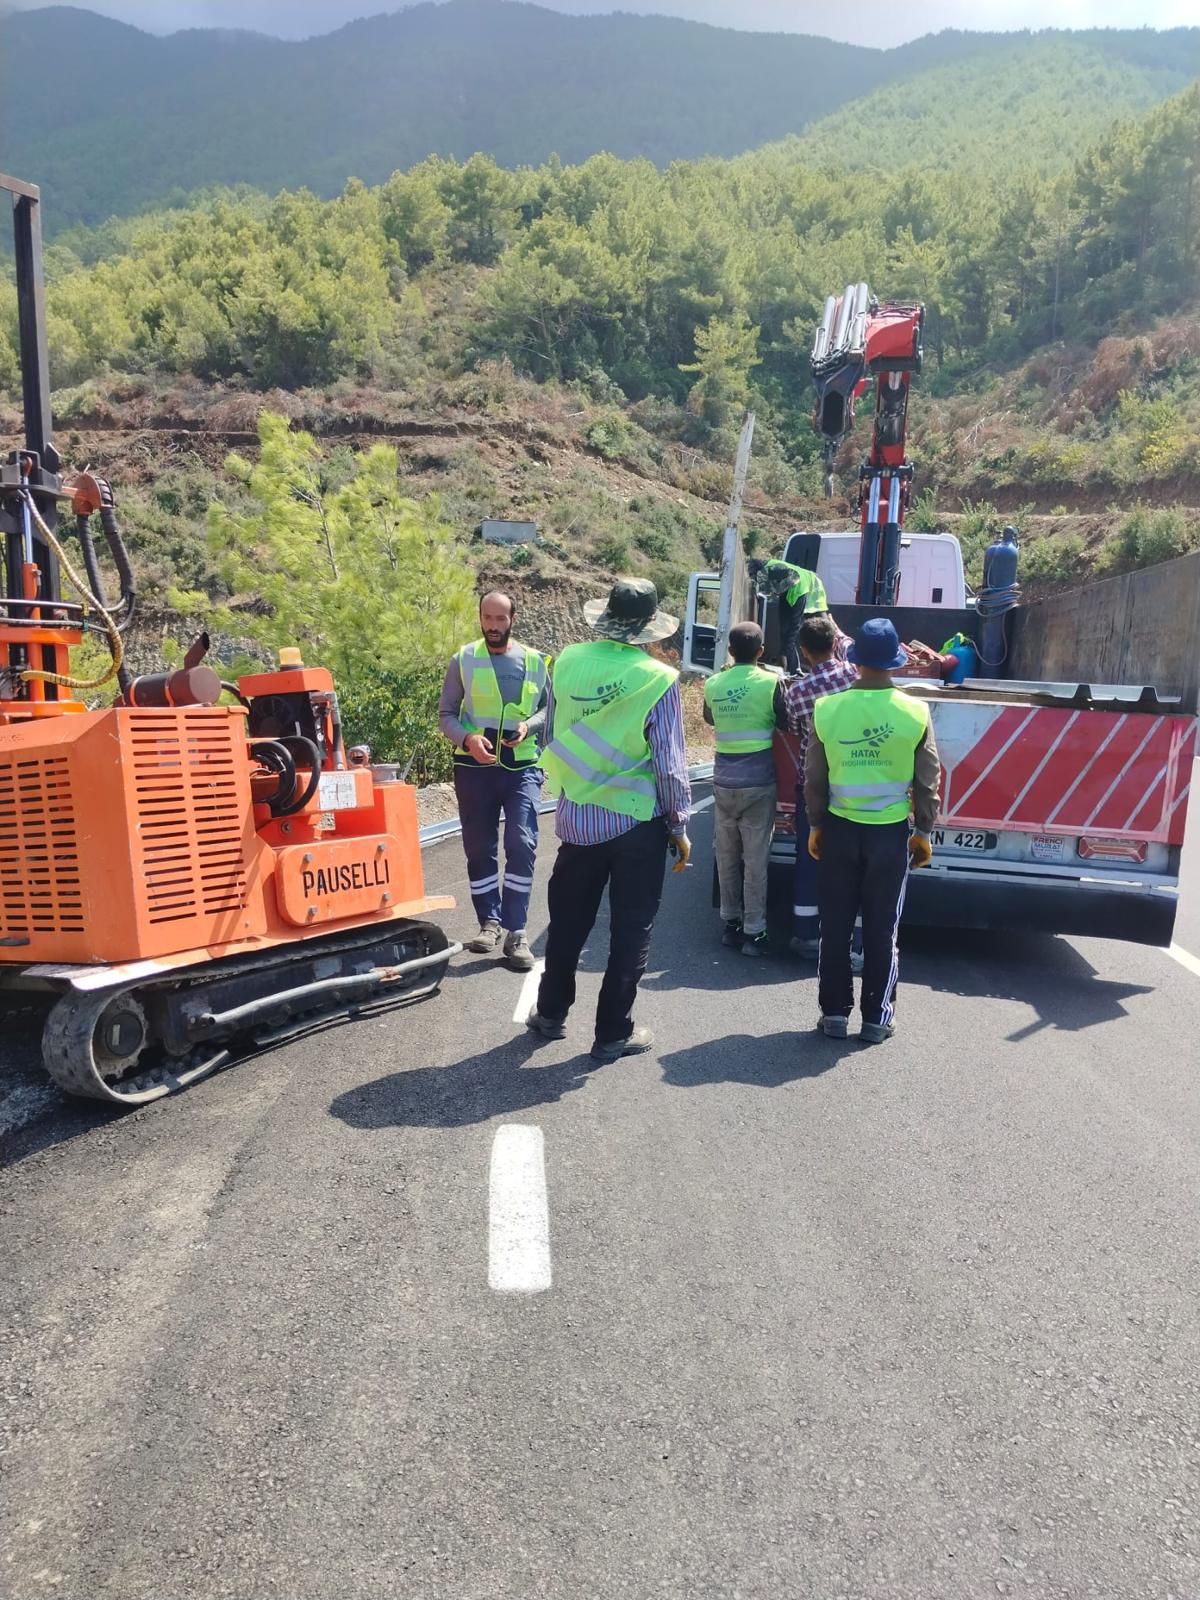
<box><xmin>813</xmin><ymin>686</ymin><xmax>929</xmax><ymax>826</ymax></box>
<box><xmin>456</xmin><ymin>639</ymin><xmax>547</xmax><ymax>763</ymax></box>
<box><xmin>703</xmin><ymin>663</ymin><xmax>778</xmax><ymax>754</ymax></box>
<box><xmin>541</xmin><ymin>640</ymin><xmax>677</xmax><ymax>821</ymax></box>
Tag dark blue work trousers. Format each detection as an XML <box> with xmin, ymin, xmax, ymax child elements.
<box><xmin>453</xmin><ymin>762</ymin><xmax>543</xmax><ymax>931</ymax></box>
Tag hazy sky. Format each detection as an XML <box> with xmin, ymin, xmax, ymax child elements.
<box><xmin>4</xmin><ymin>0</ymin><xmax>1197</xmax><ymax>46</ymax></box>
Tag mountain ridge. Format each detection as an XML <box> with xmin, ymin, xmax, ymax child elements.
<box><xmin>5</xmin><ymin>5</ymin><xmax>1198</xmax><ymax>233</ymax></box>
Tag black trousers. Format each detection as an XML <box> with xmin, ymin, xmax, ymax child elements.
<box><xmin>817</xmin><ymin>813</ymin><xmax>910</xmax><ymax>1026</ymax></box>
<box><xmin>779</xmin><ymin>598</ymin><xmax>804</xmax><ymax>673</ymax></box>
<box><xmin>536</xmin><ymin>817</ymin><xmax>669</xmax><ymax>1045</ymax></box>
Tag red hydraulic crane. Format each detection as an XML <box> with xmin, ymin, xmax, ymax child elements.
<box><xmin>810</xmin><ymin>283</ymin><xmax>923</xmax><ymax>607</ymax></box>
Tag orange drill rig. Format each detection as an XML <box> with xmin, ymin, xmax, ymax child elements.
<box><xmin>0</xmin><ymin>175</ymin><xmax>459</xmax><ymax>1106</ymax></box>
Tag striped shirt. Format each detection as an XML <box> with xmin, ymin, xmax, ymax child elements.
<box><xmin>545</xmin><ymin>678</ymin><xmax>692</xmax><ymax>845</ymax></box>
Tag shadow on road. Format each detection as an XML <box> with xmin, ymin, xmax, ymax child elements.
<box><xmin>899</xmin><ymin>928</ymin><xmax>1155</xmax><ymax>1039</ymax></box>
<box><xmin>658</xmin><ymin>1028</ymin><xmax>853</xmax><ymax>1089</ymax></box>
<box><xmin>329</xmin><ymin>1031</ymin><xmax>599</xmax><ymax>1131</ymax></box>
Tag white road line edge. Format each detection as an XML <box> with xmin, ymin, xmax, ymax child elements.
<box><xmin>488</xmin><ymin>1125</ymin><xmax>552</xmax><ymax>1294</ymax></box>
<box><xmin>692</xmin><ymin>795</ymin><xmax>715</xmax><ymax>813</ymax></box>
<box><xmin>511</xmin><ymin>958</ymin><xmax>545</xmax><ymax>1023</ymax></box>
<box><xmin>1167</xmin><ymin>943</ymin><xmax>1200</xmax><ymax>980</ymax></box>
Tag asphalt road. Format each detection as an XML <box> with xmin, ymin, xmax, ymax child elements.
<box><xmin>2</xmin><ymin>782</ymin><xmax>1199</xmax><ymax>1599</ymax></box>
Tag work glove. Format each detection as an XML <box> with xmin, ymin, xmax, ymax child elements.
<box><xmin>668</xmin><ymin>833</ymin><xmax>692</xmax><ymax>873</ymax></box>
<box><xmin>807</xmin><ymin>827</ymin><xmax>822</xmax><ymax>862</ymax></box>
<box><xmin>908</xmin><ymin>832</ymin><xmax>933</xmax><ymax>870</ymax></box>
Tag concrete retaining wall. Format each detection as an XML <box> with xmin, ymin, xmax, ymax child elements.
<box><xmin>1009</xmin><ymin>553</ymin><xmax>1200</xmax><ymax>710</ymax></box>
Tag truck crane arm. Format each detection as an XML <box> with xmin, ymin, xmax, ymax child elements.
<box><xmin>811</xmin><ymin>283</ymin><xmax>923</xmax><ymax>607</ymax></box>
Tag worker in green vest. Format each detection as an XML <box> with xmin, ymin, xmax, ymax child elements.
<box><xmin>439</xmin><ymin>591</ymin><xmax>549</xmax><ymax>971</ymax></box>
<box><xmin>702</xmin><ymin>620</ymin><xmax>786</xmax><ymax>955</ymax></box>
<box><xmin>526</xmin><ymin>578</ymin><xmax>692</xmax><ymax>1063</ymax></box>
<box><xmin>805</xmin><ymin>617</ymin><xmax>941</xmax><ymax>1044</ymax></box>
<box><xmin>748</xmin><ymin>555</ymin><xmax>830</xmax><ymax>673</ymax></box>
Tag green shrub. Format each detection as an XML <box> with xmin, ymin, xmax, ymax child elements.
<box><xmin>633</xmin><ymin>524</ymin><xmax>673</xmax><ymax>560</ymax></box>
<box><xmin>1109</xmin><ymin>503</ymin><xmax>1196</xmax><ymax>568</ymax></box>
<box><xmin>338</xmin><ymin>664</ymin><xmax>453</xmax><ymax>785</ymax></box>
<box><xmin>907</xmin><ymin>488</ymin><xmax>940</xmax><ymax>531</ymax></box>
<box><xmin>596</xmin><ymin>534</ymin><xmax>633</xmax><ymax>570</ymax></box>
<box><xmin>586</xmin><ymin>413</ymin><xmax>634</xmax><ymax>460</ymax></box>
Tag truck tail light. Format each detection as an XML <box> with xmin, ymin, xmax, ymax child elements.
<box><xmin>1078</xmin><ymin>836</ymin><xmax>1148</xmax><ymax>863</ymax></box>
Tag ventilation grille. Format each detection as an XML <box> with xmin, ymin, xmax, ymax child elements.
<box><xmin>0</xmin><ymin>753</ymin><xmax>85</xmax><ymax>937</ymax></box>
<box><xmin>130</xmin><ymin>712</ymin><xmax>248</xmax><ymax>926</ymax></box>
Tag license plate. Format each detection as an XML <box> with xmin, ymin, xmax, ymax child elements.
<box><xmin>1029</xmin><ymin>834</ymin><xmax>1067</xmax><ymax>863</ymax></box>
<box><xmin>931</xmin><ymin>829</ymin><xmax>997</xmax><ymax>853</ymax></box>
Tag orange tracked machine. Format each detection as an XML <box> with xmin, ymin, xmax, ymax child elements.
<box><xmin>0</xmin><ymin>175</ymin><xmax>458</xmax><ymax>1105</ymax></box>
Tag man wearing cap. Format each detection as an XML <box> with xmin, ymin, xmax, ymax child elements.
<box><xmin>526</xmin><ymin>578</ymin><xmax>692</xmax><ymax>1063</ymax></box>
<box><xmin>748</xmin><ymin>555</ymin><xmax>830</xmax><ymax>673</ymax></box>
<box><xmin>439</xmin><ymin>591</ymin><xmax>549</xmax><ymax>972</ymax></box>
<box><xmin>805</xmin><ymin>617</ymin><xmax>941</xmax><ymax>1044</ymax></box>
<box><xmin>702</xmin><ymin>620</ymin><xmax>786</xmax><ymax>955</ymax></box>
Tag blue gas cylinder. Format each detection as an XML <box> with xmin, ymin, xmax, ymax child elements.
<box><xmin>978</xmin><ymin>525</ymin><xmax>1020</xmax><ymax>669</ymax></box>
<box><xmin>982</xmin><ymin>525</ymin><xmax>1020</xmax><ymax>595</ymax></box>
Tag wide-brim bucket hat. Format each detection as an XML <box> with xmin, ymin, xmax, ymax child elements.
<box><xmin>584</xmin><ymin>577</ymin><xmax>678</xmax><ymax>645</ymax></box>
<box><xmin>847</xmin><ymin>616</ymin><xmax>908</xmax><ymax>671</ymax></box>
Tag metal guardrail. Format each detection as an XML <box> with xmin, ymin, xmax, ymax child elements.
<box><xmin>418</xmin><ymin>763</ymin><xmax>715</xmax><ymax>849</ymax></box>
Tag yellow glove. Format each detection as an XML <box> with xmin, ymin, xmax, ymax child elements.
<box><xmin>807</xmin><ymin>827</ymin><xmax>822</xmax><ymax>862</ymax></box>
<box><xmin>669</xmin><ymin>833</ymin><xmax>692</xmax><ymax>873</ymax></box>
<box><xmin>909</xmin><ymin>832</ymin><xmax>933</xmax><ymax>870</ymax></box>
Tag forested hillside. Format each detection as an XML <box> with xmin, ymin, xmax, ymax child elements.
<box><xmin>1</xmin><ymin>62</ymin><xmax>1197</xmax><ymax>770</ymax></box>
<box><xmin>790</xmin><ymin>31</ymin><xmax>1200</xmax><ymax>173</ymax></box>
<box><xmin>2</xmin><ymin>5</ymin><xmax>1198</xmax><ymax>231</ymax></box>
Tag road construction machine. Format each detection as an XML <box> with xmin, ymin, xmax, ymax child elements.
<box><xmin>0</xmin><ymin>174</ymin><xmax>459</xmax><ymax>1105</ymax></box>
<box><xmin>684</xmin><ymin>284</ymin><xmax>1198</xmax><ymax>947</ymax></box>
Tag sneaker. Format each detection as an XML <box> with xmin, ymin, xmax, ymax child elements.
<box><xmin>503</xmin><ymin>930</ymin><xmax>535</xmax><ymax>971</ymax></box>
<box><xmin>741</xmin><ymin>930</ymin><xmax>771</xmax><ymax>958</ymax></box>
<box><xmin>721</xmin><ymin>919</ymin><xmax>743</xmax><ymax>949</ymax></box>
<box><xmin>851</xmin><ymin>949</ymin><xmax>864</xmax><ymax>976</ymax></box>
<box><xmin>526</xmin><ymin>1010</ymin><xmax>567</xmax><ymax>1040</ymax></box>
<box><xmin>859</xmin><ymin>1021</ymin><xmax>896</xmax><ymax>1045</ymax></box>
<box><xmin>790</xmin><ymin>936</ymin><xmax>820</xmax><ymax>960</ymax></box>
<box><xmin>590</xmin><ymin>1025</ymin><xmax>654</xmax><ymax>1063</ymax></box>
<box><xmin>467</xmin><ymin>920</ymin><xmax>502</xmax><ymax>954</ymax></box>
<box><xmin>818</xmin><ymin>1014</ymin><xmax>849</xmax><ymax>1038</ymax></box>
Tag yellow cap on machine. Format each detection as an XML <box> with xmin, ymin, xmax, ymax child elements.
<box><xmin>278</xmin><ymin>647</ymin><xmax>304</xmax><ymax>668</ymax></box>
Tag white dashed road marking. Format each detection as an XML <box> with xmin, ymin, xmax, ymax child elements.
<box><xmin>691</xmin><ymin>795</ymin><xmax>715</xmax><ymax>814</ymax></box>
<box><xmin>488</xmin><ymin>1125</ymin><xmax>552</xmax><ymax>1294</ymax></box>
<box><xmin>511</xmin><ymin>959</ymin><xmax>545</xmax><ymax>1023</ymax></box>
<box><xmin>1167</xmin><ymin>943</ymin><xmax>1200</xmax><ymax>980</ymax></box>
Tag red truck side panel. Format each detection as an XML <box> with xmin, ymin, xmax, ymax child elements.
<box><xmin>774</xmin><ymin>703</ymin><xmax>1195</xmax><ymax>846</ymax></box>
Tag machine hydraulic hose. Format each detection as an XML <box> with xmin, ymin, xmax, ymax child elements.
<box><xmin>16</xmin><ymin>487</ymin><xmax>125</xmax><ymax>691</ymax></box>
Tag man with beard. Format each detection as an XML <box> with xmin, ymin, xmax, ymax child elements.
<box><xmin>439</xmin><ymin>591</ymin><xmax>549</xmax><ymax>971</ymax></box>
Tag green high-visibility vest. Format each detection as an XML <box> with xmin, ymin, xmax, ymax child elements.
<box><xmin>703</xmin><ymin>663</ymin><xmax>779</xmax><ymax>754</ymax></box>
<box><xmin>541</xmin><ymin>640</ymin><xmax>677</xmax><ymax>821</ymax></box>
<box><xmin>455</xmin><ymin>638</ymin><xmax>548</xmax><ymax>764</ymax></box>
<box><xmin>813</xmin><ymin>686</ymin><xmax>929</xmax><ymax>825</ymax></box>
<box><xmin>776</xmin><ymin>562</ymin><xmax>829</xmax><ymax>613</ymax></box>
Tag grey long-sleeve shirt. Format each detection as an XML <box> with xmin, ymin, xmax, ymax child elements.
<box><xmin>439</xmin><ymin>642</ymin><xmax>548</xmax><ymax>758</ymax></box>
<box><xmin>805</xmin><ymin>713</ymin><xmax>942</xmax><ymax>836</ymax></box>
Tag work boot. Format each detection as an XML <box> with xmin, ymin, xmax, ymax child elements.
<box><xmin>503</xmin><ymin>930</ymin><xmax>535</xmax><ymax>971</ymax></box>
<box><xmin>741</xmin><ymin>930</ymin><xmax>771</xmax><ymax>958</ymax></box>
<box><xmin>818</xmin><ymin>1015</ymin><xmax>849</xmax><ymax>1038</ymax></box>
<box><xmin>791</xmin><ymin>936</ymin><xmax>820</xmax><ymax>960</ymax></box>
<box><xmin>721</xmin><ymin>919</ymin><xmax>743</xmax><ymax>949</ymax></box>
<box><xmin>859</xmin><ymin>1021</ymin><xmax>896</xmax><ymax>1045</ymax></box>
<box><xmin>590</xmin><ymin>1025</ymin><xmax>654</xmax><ymax>1063</ymax></box>
<box><xmin>466</xmin><ymin>919</ymin><xmax>502</xmax><ymax>954</ymax></box>
<box><xmin>526</xmin><ymin>1010</ymin><xmax>567</xmax><ymax>1040</ymax></box>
